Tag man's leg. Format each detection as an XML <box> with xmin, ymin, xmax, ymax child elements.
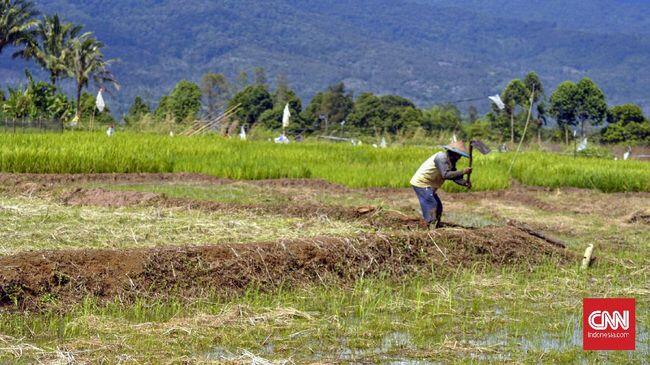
<box><xmin>413</xmin><ymin>186</ymin><xmax>438</xmax><ymax>227</ymax></box>
<box><xmin>432</xmin><ymin>191</ymin><xmax>443</xmax><ymax>228</ymax></box>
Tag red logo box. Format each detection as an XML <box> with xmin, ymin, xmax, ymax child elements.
<box><xmin>583</xmin><ymin>298</ymin><xmax>635</xmax><ymax>350</ymax></box>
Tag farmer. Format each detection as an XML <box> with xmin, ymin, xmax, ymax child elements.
<box><xmin>410</xmin><ymin>141</ymin><xmax>472</xmax><ymax>228</ymax></box>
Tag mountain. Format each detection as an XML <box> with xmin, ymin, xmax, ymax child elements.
<box><xmin>416</xmin><ymin>0</ymin><xmax>650</xmax><ymax>36</ymax></box>
<box><xmin>2</xmin><ymin>0</ymin><xmax>649</xmax><ymax>116</ymax></box>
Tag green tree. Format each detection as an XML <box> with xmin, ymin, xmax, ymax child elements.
<box><xmin>303</xmin><ymin>82</ymin><xmax>353</xmax><ymax>133</ymax></box>
<box><xmin>523</xmin><ymin>72</ymin><xmax>544</xmax><ymax>103</ymax></box>
<box><xmin>14</xmin><ymin>14</ymin><xmax>82</xmax><ymax>86</ymax></box>
<box><xmin>66</xmin><ymin>34</ymin><xmax>118</xmax><ymax>121</ymax></box>
<box><xmin>259</xmin><ymin>89</ymin><xmax>302</xmax><ymax>131</ymax></box>
<box><xmin>422</xmin><ymin>104</ymin><xmax>462</xmax><ymax>133</ymax></box>
<box><xmin>273</xmin><ymin>74</ymin><xmax>290</xmax><ymax>106</ymax></box>
<box><xmin>601</xmin><ymin>104</ymin><xmax>649</xmax><ymax>144</ymax></box>
<box><xmin>549</xmin><ymin>81</ymin><xmax>578</xmax><ymax>143</ymax></box>
<box><xmin>550</xmin><ymin>78</ymin><xmax>607</xmax><ymax>140</ymax></box>
<box><xmin>463</xmin><ymin>119</ymin><xmax>492</xmax><ymax>140</ymax></box>
<box><xmin>124</xmin><ymin>96</ymin><xmax>150</xmax><ymax>124</ymax></box>
<box><xmin>502</xmin><ymin>79</ymin><xmax>527</xmax><ymax>143</ymax></box>
<box><xmin>534</xmin><ymin>101</ymin><xmax>548</xmax><ymax>144</ymax></box>
<box><xmin>0</xmin><ymin>0</ymin><xmax>38</xmax><ymax>55</ymax></box>
<box><xmin>2</xmin><ymin>86</ymin><xmax>35</xmax><ymax>119</ymax></box>
<box><xmin>200</xmin><ymin>73</ymin><xmax>230</xmax><ymax>116</ymax></box>
<box><xmin>574</xmin><ymin>78</ymin><xmax>607</xmax><ymax>137</ymax></box>
<box><xmin>346</xmin><ymin>92</ymin><xmax>383</xmax><ymax>133</ymax></box>
<box><xmin>347</xmin><ymin>93</ymin><xmax>422</xmax><ymax>134</ymax></box>
<box><xmin>607</xmin><ymin>104</ymin><xmax>644</xmax><ymax>125</ymax></box>
<box><xmin>154</xmin><ymin>95</ymin><xmax>171</xmax><ymax>121</ymax></box>
<box><xmin>2</xmin><ymin>70</ymin><xmax>73</xmax><ymax>124</ymax></box>
<box><xmin>228</xmin><ymin>84</ymin><xmax>273</xmax><ymax>127</ymax></box>
<box><xmin>78</xmin><ymin>91</ymin><xmax>115</xmax><ymax>125</ymax></box>
<box><xmin>168</xmin><ymin>80</ymin><xmax>201</xmax><ymax>123</ymax></box>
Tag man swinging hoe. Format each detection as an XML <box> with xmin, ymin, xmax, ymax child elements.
<box><xmin>410</xmin><ymin>140</ymin><xmax>490</xmax><ymax>228</ymax></box>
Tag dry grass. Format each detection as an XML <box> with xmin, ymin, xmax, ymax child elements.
<box><xmin>0</xmin><ymin>195</ymin><xmax>366</xmax><ymax>255</ymax></box>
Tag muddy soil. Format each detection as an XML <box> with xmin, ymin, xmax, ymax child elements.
<box><xmin>0</xmin><ymin>227</ymin><xmax>572</xmax><ymax>311</ymax></box>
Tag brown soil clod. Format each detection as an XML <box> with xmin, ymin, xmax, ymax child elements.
<box><xmin>626</xmin><ymin>210</ymin><xmax>650</xmax><ymax>224</ymax></box>
<box><xmin>0</xmin><ymin>227</ymin><xmax>572</xmax><ymax>311</ymax></box>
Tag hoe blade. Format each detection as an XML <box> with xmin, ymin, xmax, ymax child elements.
<box><xmin>471</xmin><ymin>140</ymin><xmax>491</xmax><ymax>155</ymax></box>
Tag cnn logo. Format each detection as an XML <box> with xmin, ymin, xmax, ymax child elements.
<box><xmin>588</xmin><ymin>310</ymin><xmax>629</xmax><ymax>330</ymax></box>
<box><xmin>583</xmin><ymin>298</ymin><xmax>635</xmax><ymax>351</ymax></box>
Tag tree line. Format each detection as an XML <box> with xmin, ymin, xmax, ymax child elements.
<box><xmin>125</xmin><ymin>68</ymin><xmax>649</xmax><ymax>145</ymax></box>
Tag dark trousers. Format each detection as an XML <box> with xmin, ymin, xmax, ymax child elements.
<box><xmin>412</xmin><ymin>186</ymin><xmax>442</xmax><ymax>226</ymax></box>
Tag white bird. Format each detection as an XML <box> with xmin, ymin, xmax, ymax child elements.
<box><xmin>623</xmin><ymin>146</ymin><xmax>631</xmax><ymax>160</ymax></box>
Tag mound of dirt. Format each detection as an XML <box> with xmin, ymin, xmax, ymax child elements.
<box><xmin>0</xmin><ymin>227</ymin><xmax>572</xmax><ymax>311</ymax></box>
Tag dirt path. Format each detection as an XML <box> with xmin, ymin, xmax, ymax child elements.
<box><xmin>4</xmin><ymin>172</ymin><xmax>647</xmax><ymax>217</ymax></box>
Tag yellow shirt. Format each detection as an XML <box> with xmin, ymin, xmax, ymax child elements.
<box><xmin>410</xmin><ymin>152</ymin><xmax>445</xmax><ymax>189</ymax></box>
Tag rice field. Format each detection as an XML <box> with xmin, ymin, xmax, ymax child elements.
<box><xmin>0</xmin><ymin>173</ymin><xmax>648</xmax><ymax>363</ymax></box>
<box><xmin>0</xmin><ymin>131</ymin><xmax>648</xmax><ymax>192</ymax></box>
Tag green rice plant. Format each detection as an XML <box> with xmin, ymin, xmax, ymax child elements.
<box><xmin>0</xmin><ymin>131</ymin><xmax>647</xmax><ymax>192</ymax></box>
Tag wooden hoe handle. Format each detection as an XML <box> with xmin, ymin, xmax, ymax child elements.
<box><xmin>467</xmin><ymin>143</ymin><xmax>474</xmax><ymax>189</ymax></box>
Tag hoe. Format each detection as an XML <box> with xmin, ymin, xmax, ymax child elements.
<box><xmin>466</xmin><ymin>140</ymin><xmax>491</xmax><ymax>189</ymax></box>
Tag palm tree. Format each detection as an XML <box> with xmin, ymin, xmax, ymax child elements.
<box><xmin>0</xmin><ymin>0</ymin><xmax>38</xmax><ymax>54</ymax></box>
<box><xmin>66</xmin><ymin>33</ymin><xmax>118</xmax><ymax>121</ymax></box>
<box><xmin>14</xmin><ymin>14</ymin><xmax>82</xmax><ymax>86</ymax></box>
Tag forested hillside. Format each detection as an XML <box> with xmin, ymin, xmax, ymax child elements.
<box><xmin>418</xmin><ymin>0</ymin><xmax>650</xmax><ymax>35</ymax></box>
<box><xmin>1</xmin><ymin>0</ymin><xmax>649</xmax><ymax>115</ymax></box>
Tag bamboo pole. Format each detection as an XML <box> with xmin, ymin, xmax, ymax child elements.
<box><xmin>181</xmin><ymin>104</ymin><xmax>240</xmax><ymax>136</ymax></box>
<box><xmin>508</xmin><ymin>89</ymin><xmax>535</xmax><ymax>175</ymax></box>
<box><xmin>188</xmin><ymin>106</ymin><xmax>240</xmax><ymax>137</ymax></box>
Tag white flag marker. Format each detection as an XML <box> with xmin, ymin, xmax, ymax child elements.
<box><xmin>282</xmin><ymin>103</ymin><xmax>291</xmax><ymax>129</ymax></box>
<box><xmin>577</xmin><ymin>138</ymin><xmax>588</xmax><ymax>152</ymax></box>
<box><xmin>96</xmin><ymin>90</ymin><xmax>105</xmax><ymax>112</ymax></box>
<box><xmin>489</xmin><ymin>94</ymin><xmax>505</xmax><ymax>110</ymax></box>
